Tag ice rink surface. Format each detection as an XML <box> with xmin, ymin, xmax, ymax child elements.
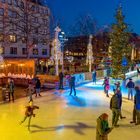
<box><xmin>0</xmin><ymin>78</ymin><xmax>140</xmax><ymax>140</ymax></box>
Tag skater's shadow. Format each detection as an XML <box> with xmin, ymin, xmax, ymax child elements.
<box><xmin>30</xmin><ymin>122</ymin><xmax>95</xmax><ymax>134</ymax></box>
<box><xmin>67</xmin><ymin>96</ymin><xmax>87</xmax><ymax>107</ymax></box>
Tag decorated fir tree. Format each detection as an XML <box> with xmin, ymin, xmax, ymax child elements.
<box><xmin>109</xmin><ymin>5</ymin><xmax>132</xmax><ymax>79</ymax></box>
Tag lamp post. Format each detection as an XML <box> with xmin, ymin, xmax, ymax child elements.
<box><xmin>86</xmin><ymin>35</ymin><xmax>93</xmax><ymax>72</ymax></box>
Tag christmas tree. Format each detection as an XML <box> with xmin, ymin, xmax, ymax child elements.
<box><xmin>109</xmin><ymin>5</ymin><xmax>132</xmax><ymax>79</ymax></box>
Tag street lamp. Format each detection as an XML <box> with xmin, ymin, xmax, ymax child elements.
<box><xmin>86</xmin><ymin>35</ymin><xmax>93</xmax><ymax>72</ymax></box>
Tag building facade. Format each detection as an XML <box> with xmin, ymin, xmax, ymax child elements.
<box><xmin>0</xmin><ymin>0</ymin><xmax>50</xmax><ymax>58</ymax></box>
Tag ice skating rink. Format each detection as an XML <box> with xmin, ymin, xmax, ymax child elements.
<box><xmin>0</xmin><ymin>81</ymin><xmax>140</xmax><ymax>140</ymax></box>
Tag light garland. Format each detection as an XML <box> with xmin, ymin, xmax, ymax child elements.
<box><xmin>86</xmin><ymin>35</ymin><xmax>93</xmax><ymax>72</ymax></box>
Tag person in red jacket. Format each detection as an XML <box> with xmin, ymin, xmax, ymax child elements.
<box><xmin>20</xmin><ymin>101</ymin><xmax>39</xmax><ymax>131</ymax></box>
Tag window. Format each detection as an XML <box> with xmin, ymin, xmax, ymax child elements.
<box><xmin>13</xmin><ymin>0</ymin><xmax>18</xmax><ymax>6</ymax></box>
<box><xmin>9</xmin><ymin>35</ymin><xmax>17</xmax><ymax>43</ymax></box>
<box><xmin>33</xmin><ymin>38</ymin><xmax>38</xmax><ymax>44</ymax></box>
<box><xmin>10</xmin><ymin>47</ymin><xmax>17</xmax><ymax>54</ymax></box>
<box><xmin>33</xmin><ymin>17</ymin><xmax>38</xmax><ymax>23</ymax></box>
<box><xmin>1</xmin><ymin>0</ymin><xmax>5</xmax><ymax>3</ymax></box>
<box><xmin>12</xmin><ymin>11</ymin><xmax>17</xmax><ymax>18</ymax></box>
<box><xmin>8</xmin><ymin>10</ymin><xmax>17</xmax><ymax>18</ymax></box>
<box><xmin>44</xmin><ymin>30</ymin><xmax>48</xmax><ymax>35</ymax></box>
<box><xmin>42</xmin><ymin>49</ymin><xmax>47</xmax><ymax>55</ymax></box>
<box><xmin>33</xmin><ymin>49</ymin><xmax>38</xmax><ymax>55</ymax></box>
<box><xmin>44</xmin><ymin>10</ymin><xmax>48</xmax><ymax>15</ymax></box>
<box><xmin>20</xmin><ymin>1</ymin><xmax>24</xmax><ymax>9</ymax></box>
<box><xmin>42</xmin><ymin>39</ymin><xmax>48</xmax><ymax>45</ymax></box>
<box><xmin>7</xmin><ymin>0</ymin><xmax>12</xmax><ymax>5</ymax></box>
<box><xmin>0</xmin><ymin>34</ymin><xmax>4</xmax><ymax>42</ymax></box>
<box><xmin>31</xmin><ymin>5</ymin><xmax>36</xmax><ymax>11</ymax></box>
<box><xmin>43</xmin><ymin>19</ymin><xmax>48</xmax><ymax>25</ymax></box>
<box><xmin>0</xmin><ymin>8</ymin><xmax>4</xmax><ymax>16</ymax></box>
<box><xmin>8</xmin><ymin>9</ymin><xmax>12</xmax><ymax>17</ymax></box>
<box><xmin>22</xmin><ymin>48</ymin><xmax>27</xmax><ymax>55</ymax></box>
<box><xmin>11</xmin><ymin>24</ymin><xmax>17</xmax><ymax>30</ymax></box>
<box><xmin>22</xmin><ymin>37</ymin><xmax>26</xmax><ymax>43</ymax></box>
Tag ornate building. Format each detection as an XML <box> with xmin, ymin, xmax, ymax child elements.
<box><xmin>0</xmin><ymin>0</ymin><xmax>50</xmax><ymax>78</ymax></box>
<box><xmin>0</xmin><ymin>0</ymin><xmax>50</xmax><ymax>58</ymax></box>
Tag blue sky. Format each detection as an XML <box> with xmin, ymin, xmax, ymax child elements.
<box><xmin>46</xmin><ymin>0</ymin><xmax>140</xmax><ymax>35</ymax></box>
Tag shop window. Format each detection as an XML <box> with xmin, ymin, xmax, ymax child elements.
<box><xmin>42</xmin><ymin>49</ymin><xmax>47</xmax><ymax>55</ymax></box>
<box><xmin>0</xmin><ymin>8</ymin><xmax>4</xmax><ymax>16</ymax></box>
<box><xmin>33</xmin><ymin>49</ymin><xmax>38</xmax><ymax>55</ymax></box>
<box><xmin>0</xmin><ymin>34</ymin><xmax>4</xmax><ymax>42</ymax></box>
<box><xmin>22</xmin><ymin>48</ymin><xmax>27</xmax><ymax>55</ymax></box>
<box><xmin>10</xmin><ymin>47</ymin><xmax>17</xmax><ymax>54</ymax></box>
<box><xmin>9</xmin><ymin>35</ymin><xmax>17</xmax><ymax>43</ymax></box>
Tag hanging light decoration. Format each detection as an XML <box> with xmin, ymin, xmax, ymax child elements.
<box><xmin>86</xmin><ymin>35</ymin><xmax>93</xmax><ymax>72</ymax></box>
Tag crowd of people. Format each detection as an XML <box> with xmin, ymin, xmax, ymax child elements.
<box><xmin>1</xmin><ymin>68</ymin><xmax>140</xmax><ymax>138</ymax></box>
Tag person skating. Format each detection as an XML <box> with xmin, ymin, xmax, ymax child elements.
<box><xmin>126</xmin><ymin>78</ymin><xmax>135</xmax><ymax>100</ymax></box>
<box><xmin>96</xmin><ymin>113</ymin><xmax>113</xmax><ymax>140</ymax></box>
<box><xmin>113</xmin><ymin>82</ymin><xmax>126</xmax><ymax>119</ymax></box>
<box><xmin>20</xmin><ymin>101</ymin><xmax>39</xmax><ymax>131</ymax></box>
<box><xmin>92</xmin><ymin>70</ymin><xmax>97</xmax><ymax>84</ymax></box>
<box><xmin>59</xmin><ymin>71</ymin><xmax>64</xmax><ymax>89</ymax></box>
<box><xmin>26</xmin><ymin>81</ymin><xmax>34</xmax><ymax>101</ymax></box>
<box><xmin>103</xmin><ymin>77</ymin><xmax>110</xmax><ymax>97</ymax></box>
<box><xmin>69</xmin><ymin>75</ymin><xmax>76</xmax><ymax>96</ymax></box>
<box><xmin>8</xmin><ymin>79</ymin><xmax>15</xmax><ymax>102</ymax></box>
<box><xmin>35</xmin><ymin>77</ymin><xmax>41</xmax><ymax>97</ymax></box>
<box><xmin>110</xmin><ymin>90</ymin><xmax>121</xmax><ymax>127</ymax></box>
<box><xmin>130</xmin><ymin>86</ymin><xmax>140</xmax><ymax>125</ymax></box>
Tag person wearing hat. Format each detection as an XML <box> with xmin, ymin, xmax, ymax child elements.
<box><xmin>96</xmin><ymin>113</ymin><xmax>113</xmax><ymax>140</ymax></box>
<box><xmin>20</xmin><ymin>101</ymin><xmax>39</xmax><ymax>131</ymax></box>
<box><xmin>126</xmin><ymin>78</ymin><xmax>135</xmax><ymax>100</ymax></box>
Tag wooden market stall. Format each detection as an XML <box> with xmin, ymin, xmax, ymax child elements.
<box><xmin>0</xmin><ymin>59</ymin><xmax>36</xmax><ymax>86</ymax></box>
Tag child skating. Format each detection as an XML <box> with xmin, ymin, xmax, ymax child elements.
<box><xmin>20</xmin><ymin>101</ymin><xmax>39</xmax><ymax>131</ymax></box>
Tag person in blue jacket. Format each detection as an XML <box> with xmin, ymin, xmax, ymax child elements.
<box><xmin>92</xmin><ymin>70</ymin><xmax>97</xmax><ymax>84</ymax></box>
<box><xmin>69</xmin><ymin>75</ymin><xmax>76</xmax><ymax>96</ymax></box>
<box><xmin>126</xmin><ymin>78</ymin><xmax>135</xmax><ymax>100</ymax></box>
<box><xmin>134</xmin><ymin>86</ymin><xmax>140</xmax><ymax>125</ymax></box>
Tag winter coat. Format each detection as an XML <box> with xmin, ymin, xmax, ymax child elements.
<box><xmin>36</xmin><ymin>79</ymin><xmax>41</xmax><ymax>89</ymax></box>
<box><xmin>59</xmin><ymin>72</ymin><xmax>64</xmax><ymax>80</ymax></box>
<box><xmin>25</xmin><ymin>105</ymin><xmax>39</xmax><ymax>117</ymax></box>
<box><xmin>8</xmin><ymin>81</ymin><xmax>14</xmax><ymax>92</ymax></box>
<box><xmin>96</xmin><ymin>116</ymin><xmax>112</xmax><ymax>140</ymax></box>
<box><xmin>92</xmin><ymin>72</ymin><xmax>96</xmax><ymax>81</ymax></box>
<box><xmin>70</xmin><ymin>76</ymin><xmax>75</xmax><ymax>86</ymax></box>
<box><xmin>126</xmin><ymin>81</ymin><xmax>135</xmax><ymax>88</ymax></box>
<box><xmin>110</xmin><ymin>93</ymin><xmax>121</xmax><ymax>109</ymax></box>
<box><xmin>134</xmin><ymin>90</ymin><xmax>140</xmax><ymax>110</ymax></box>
